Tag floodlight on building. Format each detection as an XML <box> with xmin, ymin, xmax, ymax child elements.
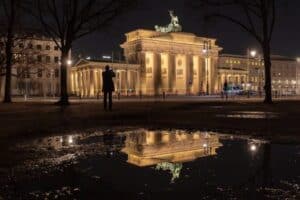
<box><xmin>102</xmin><ymin>55</ymin><xmax>112</xmax><ymax>59</ymax></box>
<box><xmin>250</xmin><ymin>50</ymin><xmax>257</xmax><ymax>58</ymax></box>
<box><xmin>68</xmin><ymin>136</ymin><xmax>73</xmax><ymax>144</ymax></box>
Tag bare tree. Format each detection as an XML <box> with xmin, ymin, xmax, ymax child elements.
<box><xmin>193</xmin><ymin>0</ymin><xmax>276</xmax><ymax>104</ymax></box>
<box><xmin>0</xmin><ymin>0</ymin><xmax>20</xmax><ymax>103</ymax></box>
<box><xmin>28</xmin><ymin>0</ymin><xmax>137</xmax><ymax>105</ymax></box>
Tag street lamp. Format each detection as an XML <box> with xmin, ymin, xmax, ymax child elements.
<box><xmin>67</xmin><ymin>59</ymin><xmax>72</xmax><ymax>66</ymax></box>
<box><xmin>247</xmin><ymin>49</ymin><xmax>258</xmax><ymax>92</ymax></box>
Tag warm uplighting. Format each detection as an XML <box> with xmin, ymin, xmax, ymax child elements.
<box><xmin>202</xmin><ymin>49</ymin><xmax>208</xmax><ymax>54</ymax></box>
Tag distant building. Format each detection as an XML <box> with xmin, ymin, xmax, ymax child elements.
<box><xmin>218</xmin><ymin>54</ymin><xmax>300</xmax><ymax>95</ymax></box>
<box><xmin>0</xmin><ymin>33</ymin><xmax>62</xmax><ymax>98</ymax></box>
<box><xmin>70</xmin><ymin>59</ymin><xmax>140</xmax><ymax>97</ymax></box>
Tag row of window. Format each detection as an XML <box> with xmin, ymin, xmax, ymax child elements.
<box><xmin>17</xmin><ymin>68</ymin><xmax>59</xmax><ymax>79</ymax></box>
<box><xmin>37</xmin><ymin>55</ymin><xmax>60</xmax><ymax>63</ymax></box>
<box><xmin>17</xmin><ymin>43</ymin><xmax>59</xmax><ymax>51</ymax></box>
<box><xmin>225</xmin><ymin>59</ymin><xmax>264</xmax><ymax>66</ymax></box>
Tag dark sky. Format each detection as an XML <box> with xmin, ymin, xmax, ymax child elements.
<box><xmin>73</xmin><ymin>0</ymin><xmax>300</xmax><ymax>59</ymax></box>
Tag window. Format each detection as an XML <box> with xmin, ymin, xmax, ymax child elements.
<box><xmin>19</xmin><ymin>43</ymin><xmax>24</xmax><ymax>48</ymax></box>
<box><xmin>46</xmin><ymin>56</ymin><xmax>51</xmax><ymax>63</ymax></box>
<box><xmin>46</xmin><ymin>45</ymin><xmax>50</xmax><ymax>50</ymax></box>
<box><xmin>37</xmin><ymin>55</ymin><xmax>42</xmax><ymax>62</ymax></box>
<box><xmin>54</xmin><ymin>56</ymin><xmax>59</xmax><ymax>63</ymax></box>
<box><xmin>146</xmin><ymin>67</ymin><xmax>152</xmax><ymax>73</ymax></box>
<box><xmin>38</xmin><ymin>69</ymin><xmax>43</xmax><ymax>77</ymax></box>
<box><xmin>28</xmin><ymin>43</ymin><xmax>33</xmax><ymax>49</ymax></box>
<box><xmin>54</xmin><ymin>46</ymin><xmax>59</xmax><ymax>50</ymax></box>
<box><xmin>55</xmin><ymin>69</ymin><xmax>59</xmax><ymax>77</ymax></box>
<box><xmin>36</xmin><ymin>45</ymin><xmax>42</xmax><ymax>50</ymax></box>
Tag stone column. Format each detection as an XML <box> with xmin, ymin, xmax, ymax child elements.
<box><xmin>89</xmin><ymin>69</ymin><xmax>95</xmax><ymax>97</ymax></box>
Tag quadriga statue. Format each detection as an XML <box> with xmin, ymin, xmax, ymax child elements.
<box><xmin>155</xmin><ymin>10</ymin><xmax>182</xmax><ymax>33</ymax></box>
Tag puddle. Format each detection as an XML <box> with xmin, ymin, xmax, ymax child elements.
<box><xmin>0</xmin><ymin>129</ymin><xmax>299</xmax><ymax>199</ymax></box>
<box><xmin>216</xmin><ymin>111</ymin><xmax>279</xmax><ymax>119</ymax></box>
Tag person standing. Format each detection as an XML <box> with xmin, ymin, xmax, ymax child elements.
<box><xmin>223</xmin><ymin>81</ymin><xmax>228</xmax><ymax>100</ymax></box>
<box><xmin>102</xmin><ymin>65</ymin><xmax>115</xmax><ymax>111</ymax></box>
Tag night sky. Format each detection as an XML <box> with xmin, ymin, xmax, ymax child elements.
<box><xmin>73</xmin><ymin>0</ymin><xmax>300</xmax><ymax>59</ymax></box>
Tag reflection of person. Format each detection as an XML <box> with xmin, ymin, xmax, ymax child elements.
<box><xmin>102</xmin><ymin>65</ymin><xmax>115</xmax><ymax>111</ymax></box>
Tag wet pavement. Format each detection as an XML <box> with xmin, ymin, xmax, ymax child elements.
<box><xmin>0</xmin><ymin>129</ymin><xmax>299</xmax><ymax>199</ymax></box>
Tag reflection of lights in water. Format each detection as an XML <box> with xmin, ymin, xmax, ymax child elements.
<box><xmin>68</xmin><ymin>136</ymin><xmax>73</xmax><ymax>144</ymax></box>
<box><xmin>250</xmin><ymin>144</ymin><xmax>257</xmax><ymax>152</ymax></box>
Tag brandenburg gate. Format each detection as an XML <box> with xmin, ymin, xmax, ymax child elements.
<box><xmin>121</xmin><ymin>29</ymin><xmax>222</xmax><ymax>95</ymax></box>
<box><xmin>71</xmin><ymin>11</ymin><xmax>222</xmax><ymax>96</ymax></box>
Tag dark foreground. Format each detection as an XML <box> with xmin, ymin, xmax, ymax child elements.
<box><xmin>0</xmin><ymin>100</ymin><xmax>300</xmax><ymax>199</ymax></box>
<box><xmin>0</xmin><ymin>129</ymin><xmax>299</xmax><ymax>199</ymax></box>
<box><xmin>1</xmin><ymin>100</ymin><xmax>300</xmax><ymax>142</ymax></box>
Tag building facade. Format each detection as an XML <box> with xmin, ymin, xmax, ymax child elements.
<box><xmin>70</xmin><ymin>59</ymin><xmax>140</xmax><ymax>97</ymax></box>
<box><xmin>0</xmin><ymin>34</ymin><xmax>61</xmax><ymax>98</ymax></box>
<box><xmin>121</xmin><ymin>29</ymin><xmax>222</xmax><ymax>95</ymax></box>
<box><xmin>71</xmin><ymin>29</ymin><xmax>300</xmax><ymax>97</ymax></box>
<box><xmin>218</xmin><ymin>54</ymin><xmax>300</xmax><ymax>95</ymax></box>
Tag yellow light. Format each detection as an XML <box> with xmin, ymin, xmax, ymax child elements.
<box><xmin>250</xmin><ymin>50</ymin><xmax>257</xmax><ymax>57</ymax></box>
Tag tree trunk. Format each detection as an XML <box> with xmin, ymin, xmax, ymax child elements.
<box><xmin>57</xmin><ymin>49</ymin><xmax>70</xmax><ymax>105</ymax></box>
<box><xmin>3</xmin><ymin>33</ymin><xmax>14</xmax><ymax>103</ymax></box>
<box><xmin>262</xmin><ymin>42</ymin><xmax>273</xmax><ymax>104</ymax></box>
<box><xmin>3</xmin><ymin>0</ymin><xmax>16</xmax><ymax>103</ymax></box>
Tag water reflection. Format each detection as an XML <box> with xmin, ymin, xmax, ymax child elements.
<box><xmin>217</xmin><ymin>111</ymin><xmax>278</xmax><ymax>119</ymax></box>
<box><xmin>2</xmin><ymin>129</ymin><xmax>299</xmax><ymax>199</ymax></box>
<box><xmin>122</xmin><ymin>130</ymin><xmax>222</xmax><ymax>181</ymax></box>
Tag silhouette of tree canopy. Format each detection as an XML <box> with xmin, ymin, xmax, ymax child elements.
<box><xmin>192</xmin><ymin>0</ymin><xmax>276</xmax><ymax>103</ymax></box>
<box><xmin>27</xmin><ymin>0</ymin><xmax>137</xmax><ymax>105</ymax></box>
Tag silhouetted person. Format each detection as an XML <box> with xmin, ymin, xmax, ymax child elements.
<box><xmin>102</xmin><ymin>65</ymin><xmax>115</xmax><ymax>111</ymax></box>
<box><xmin>223</xmin><ymin>81</ymin><xmax>228</xmax><ymax>100</ymax></box>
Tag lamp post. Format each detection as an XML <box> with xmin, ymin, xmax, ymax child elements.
<box><xmin>247</xmin><ymin>49</ymin><xmax>257</xmax><ymax>94</ymax></box>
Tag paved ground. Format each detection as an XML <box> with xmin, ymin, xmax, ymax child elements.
<box><xmin>1</xmin><ymin>96</ymin><xmax>300</xmax><ymax>144</ymax></box>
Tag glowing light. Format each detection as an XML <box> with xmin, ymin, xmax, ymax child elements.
<box><xmin>102</xmin><ymin>55</ymin><xmax>112</xmax><ymax>59</ymax></box>
<box><xmin>202</xmin><ymin>49</ymin><xmax>207</xmax><ymax>54</ymax></box>
<box><xmin>297</xmin><ymin>57</ymin><xmax>300</xmax><ymax>62</ymax></box>
<box><xmin>250</xmin><ymin>144</ymin><xmax>257</xmax><ymax>152</ymax></box>
<box><xmin>250</xmin><ymin>50</ymin><xmax>257</xmax><ymax>57</ymax></box>
<box><xmin>86</xmin><ymin>56</ymin><xmax>91</xmax><ymax>60</ymax></box>
<box><xmin>60</xmin><ymin>137</ymin><xmax>63</xmax><ymax>143</ymax></box>
<box><xmin>67</xmin><ymin>59</ymin><xmax>72</xmax><ymax>65</ymax></box>
<box><xmin>68</xmin><ymin>136</ymin><xmax>73</xmax><ymax>144</ymax></box>
<box><xmin>203</xmin><ymin>143</ymin><xmax>208</xmax><ymax>148</ymax></box>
